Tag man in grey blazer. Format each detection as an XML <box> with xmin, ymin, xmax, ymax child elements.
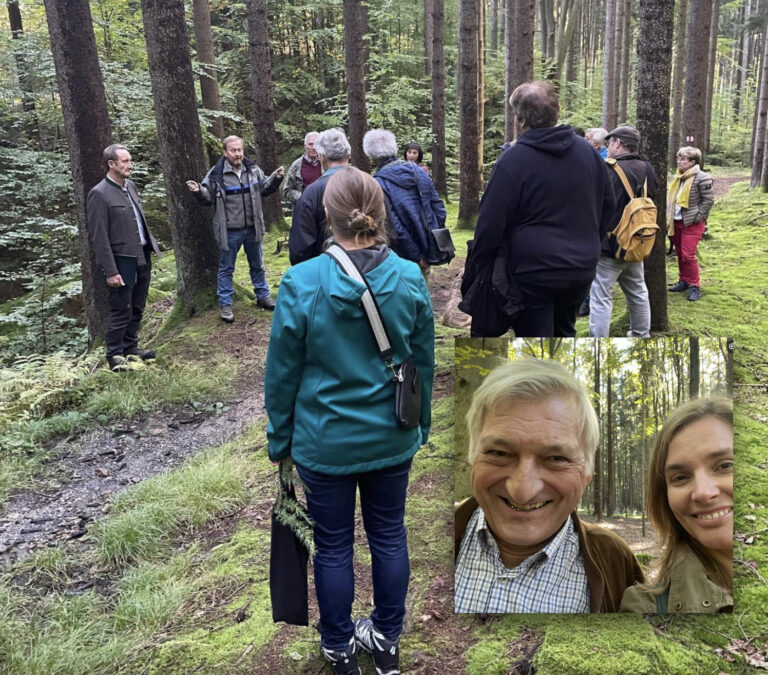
<box><xmin>87</xmin><ymin>144</ymin><xmax>161</xmax><ymax>370</ymax></box>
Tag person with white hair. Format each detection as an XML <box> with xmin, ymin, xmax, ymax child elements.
<box><xmin>364</xmin><ymin>128</ymin><xmax>448</xmax><ymax>274</ymax></box>
<box><xmin>283</xmin><ymin>131</ymin><xmax>322</xmax><ymax>205</ymax></box>
<box><xmin>586</xmin><ymin>127</ymin><xmax>608</xmax><ymax>158</ymax></box>
<box><xmin>289</xmin><ymin>127</ymin><xmax>352</xmax><ymax>265</ymax></box>
<box><xmin>454</xmin><ymin>358</ymin><xmax>642</xmax><ymax>613</ymax></box>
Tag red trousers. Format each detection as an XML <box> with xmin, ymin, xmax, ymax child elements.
<box><xmin>672</xmin><ymin>220</ymin><xmax>705</xmax><ymax>287</ymax></box>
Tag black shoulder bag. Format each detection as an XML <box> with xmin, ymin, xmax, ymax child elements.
<box><xmin>325</xmin><ymin>244</ymin><xmax>422</xmax><ymax>430</ymax></box>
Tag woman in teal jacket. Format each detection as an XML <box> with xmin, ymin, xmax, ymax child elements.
<box><xmin>265</xmin><ymin>166</ymin><xmax>434</xmax><ymax>674</ymax></box>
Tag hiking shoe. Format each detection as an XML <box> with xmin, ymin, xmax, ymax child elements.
<box><xmin>687</xmin><ymin>285</ymin><xmax>701</xmax><ymax>302</ymax></box>
<box><xmin>354</xmin><ymin>617</ymin><xmax>400</xmax><ymax>675</ymax></box>
<box><xmin>321</xmin><ymin>637</ymin><xmax>361</xmax><ymax>675</ymax></box>
<box><xmin>256</xmin><ymin>295</ymin><xmax>276</xmax><ymax>310</ymax></box>
<box><xmin>220</xmin><ymin>305</ymin><xmax>234</xmax><ymax>323</ymax></box>
<box><xmin>106</xmin><ymin>354</ymin><xmax>129</xmax><ymax>371</ymax></box>
<box><xmin>124</xmin><ymin>348</ymin><xmax>155</xmax><ymax>361</ymax></box>
<box><xmin>668</xmin><ymin>280</ymin><xmax>690</xmax><ymax>293</ymax></box>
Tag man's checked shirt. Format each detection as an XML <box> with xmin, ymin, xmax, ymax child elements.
<box><xmin>454</xmin><ymin>507</ymin><xmax>590</xmax><ymax>613</ymax></box>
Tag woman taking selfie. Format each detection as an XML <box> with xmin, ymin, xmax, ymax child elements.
<box><xmin>265</xmin><ymin>166</ymin><xmax>434</xmax><ymax>674</ymax></box>
<box><xmin>621</xmin><ymin>397</ymin><xmax>733</xmax><ymax>613</ymax></box>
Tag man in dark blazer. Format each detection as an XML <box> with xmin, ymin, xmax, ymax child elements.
<box><xmin>87</xmin><ymin>144</ymin><xmax>161</xmax><ymax>370</ymax></box>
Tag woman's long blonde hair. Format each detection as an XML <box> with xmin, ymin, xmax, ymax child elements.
<box><xmin>645</xmin><ymin>396</ymin><xmax>733</xmax><ymax>593</ymax></box>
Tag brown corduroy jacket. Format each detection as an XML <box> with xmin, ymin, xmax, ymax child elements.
<box><xmin>454</xmin><ymin>497</ymin><xmax>643</xmax><ymax>613</ymax></box>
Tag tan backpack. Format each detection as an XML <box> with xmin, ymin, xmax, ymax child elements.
<box><xmin>606</xmin><ymin>158</ymin><xmax>659</xmax><ymax>263</ymax></box>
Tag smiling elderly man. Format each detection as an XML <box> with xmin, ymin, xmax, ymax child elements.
<box><xmin>455</xmin><ymin>359</ymin><xmax>642</xmax><ymax>613</ymax></box>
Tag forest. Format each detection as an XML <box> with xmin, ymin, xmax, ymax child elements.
<box><xmin>1</xmin><ymin>0</ymin><xmax>767</xmax><ymax>673</ymax></box>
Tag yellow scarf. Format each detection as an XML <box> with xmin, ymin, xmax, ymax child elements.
<box><xmin>667</xmin><ymin>165</ymin><xmax>700</xmax><ymax>233</ymax></box>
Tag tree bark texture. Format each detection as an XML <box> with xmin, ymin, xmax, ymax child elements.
<box><xmin>703</xmin><ymin>0</ymin><xmax>720</xmax><ymax>153</ymax></box>
<box><xmin>504</xmin><ymin>0</ymin><xmax>517</xmax><ymax>140</ymax></box>
<box><xmin>458</xmin><ymin>0</ymin><xmax>480</xmax><ymax>228</ymax></box>
<box><xmin>245</xmin><ymin>0</ymin><xmax>285</xmax><ymax>228</ymax></box>
<box><xmin>491</xmin><ymin>0</ymin><xmax>499</xmax><ymax>56</ymax></box>
<box><xmin>750</xmin><ymin>7</ymin><xmax>768</xmax><ymax>187</ymax></box>
<box><xmin>477</xmin><ymin>0</ymin><xmax>484</xmax><ymax>193</ymax></box>
<box><xmin>192</xmin><ymin>0</ymin><xmax>225</xmax><ymax>139</ymax></box>
<box><xmin>617</xmin><ymin>0</ymin><xmax>631</xmax><ymax>123</ymax></box>
<box><xmin>44</xmin><ymin>0</ymin><xmax>111</xmax><ymax>346</ymax></box>
<box><xmin>141</xmin><ymin>0</ymin><xmax>218</xmax><ymax>315</ymax></box>
<box><xmin>602</xmin><ymin>0</ymin><xmax>617</xmax><ymax>130</ymax></box>
<box><xmin>431</xmin><ymin>0</ymin><xmax>447</xmax><ymax>196</ymax></box>
<box><xmin>425</xmin><ymin>0</ymin><xmax>434</xmax><ymax>75</ymax></box>
<box><xmin>669</xmin><ymin>0</ymin><xmax>688</xmax><ymax>165</ymax></box>
<box><xmin>505</xmin><ymin>0</ymin><xmax>535</xmax><ymax>141</ymax></box>
<box><xmin>683</xmin><ymin>0</ymin><xmax>713</xmax><ymax>151</ymax></box>
<box><xmin>344</xmin><ymin>0</ymin><xmax>369</xmax><ymax>171</ymax></box>
<box><xmin>637</xmin><ymin>0</ymin><xmax>674</xmax><ymax>333</ymax></box>
<box><xmin>8</xmin><ymin>0</ymin><xmax>38</xmax><ymax>140</ymax></box>
<box><xmin>689</xmin><ymin>336</ymin><xmax>700</xmax><ymax>398</ymax></box>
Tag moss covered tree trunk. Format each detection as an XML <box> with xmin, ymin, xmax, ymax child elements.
<box><xmin>141</xmin><ymin>0</ymin><xmax>218</xmax><ymax>317</ymax></box>
<box><xmin>245</xmin><ymin>0</ymin><xmax>285</xmax><ymax>230</ymax></box>
<box><xmin>637</xmin><ymin>0</ymin><xmax>673</xmax><ymax>333</ymax></box>
<box><xmin>44</xmin><ymin>0</ymin><xmax>111</xmax><ymax>347</ymax></box>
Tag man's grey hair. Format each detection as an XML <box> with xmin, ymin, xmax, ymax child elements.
<box><xmin>465</xmin><ymin>359</ymin><xmax>599</xmax><ymax>475</ymax></box>
<box><xmin>509</xmin><ymin>81</ymin><xmax>560</xmax><ymax>129</ymax></box>
<box><xmin>222</xmin><ymin>135</ymin><xmax>243</xmax><ymax>151</ymax></box>
<box><xmin>103</xmin><ymin>144</ymin><xmax>128</xmax><ymax>164</ymax></box>
<box><xmin>363</xmin><ymin>129</ymin><xmax>398</xmax><ymax>161</ymax></box>
<box><xmin>586</xmin><ymin>128</ymin><xmax>607</xmax><ymax>146</ymax></box>
<box><xmin>316</xmin><ymin>128</ymin><xmax>351</xmax><ymax>161</ymax></box>
<box><xmin>304</xmin><ymin>131</ymin><xmax>319</xmax><ymax>145</ymax></box>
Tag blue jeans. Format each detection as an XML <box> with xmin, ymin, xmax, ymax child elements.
<box><xmin>217</xmin><ymin>228</ymin><xmax>269</xmax><ymax>307</ymax></box>
<box><xmin>295</xmin><ymin>459</ymin><xmax>412</xmax><ymax>651</ymax></box>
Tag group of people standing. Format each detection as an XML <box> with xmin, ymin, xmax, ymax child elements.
<box><xmin>461</xmin><ymin>80</ymin><xmax>715</xmax><ymax>340</ymax></box>
<box><xmin>82</xmin><ymin>78</ymin><xmax>725</xmax><ymax>675</ymax></box>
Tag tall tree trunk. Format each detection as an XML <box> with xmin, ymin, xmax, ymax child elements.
<box><xmin>703</xmin><ymin>0</ymin><xmax>720</xmax><ymax>153</ymax></box>
<box><xmin>491</xmin><ymin>0</ymin><xmax>499</xmax><ymax>56</ymax></box>
<box><xmin>751</xmin><ymin>6</ymin><xmax>768</xmax><ymax>187</ymax></box>
<box><xmin>554</xmin><ymin>0</ymin><xmax>584</xmax><ymax>83</ymax></box>
<box><xmin>344</xmin><ymin>0</ymin><xmax>369</xmax><ymax>171</ymax></box>
<box><xmin>431</xmin><ymin>0</ymin><xmax>447</xmax><ymax>197</ymax></box>
<box><xmin>592</xmin><ymin>339</ymin><xmax>602</xmax><ymax>521</ymax></box>
<box><xmin>141</xmin><ymin>0</ymin><xmax>218</xmax><ymax>316</ymax></box>
<box><xmin>425</xmin><ymin>0</ymin><xmax>434</xmax><ymax>75</ymax></box>
<box><xmin>618</xmin><ymin>0</ymin><xmax>631</xmax><ymax>122</ymax></box>
<box><xmin>688</xmin><ymin>336</ymin><xmax>700</xmax><ymax>398</ymax></box>
<box><xmin>637</xmin><ymin>0</ymin><xmax>674</xmax><ymax>333</ymax></box>
<box><xmin>505</xmin><ymin>0</ymin><xmax>535</xmax><ymax>141</ymax></box>
<box><xmin>602</xmin><ymin>0</ymin><xmax>617</xmax><ymax>130</ymax></box>
<box><xmin>606</xmin><ymin>366</ymin><xmax>613</xmax><ymax>518</ymax></box>
<box><xmin>192</xmin><ymin>0</ymin><xmax>225</xmax><ymax>140</ymax></box>
<box><xmin>612</xmin><ymin>0</ymin><xmax>624</xmax><ymax>120</ymax></box>
<box><xmin>477</xmin><ymin>0</ymin><xmax>485</xmax><ymax>192</ymax></box>
<box><xmin>43</xmin><ymin>0</ymin><xmax>111</xmax><ymax>345</ymax></box>
<box><xmin>458</xmin><ymin>0</ymin><xmax>481</xmax><ymax>229</ymax></box>
<box><xmin>669</xmin><ymin>0</ymin><xmax>689</xmax><ymax>165</ymax></box>
<box><xmin>8</xmin><ymin>1</ymin><xmax>38</xmax><ymax>141</ymax></box>
<box><xmin>683</xmin><ymin>0</ymin><xmax>713</xmax><ymax>151</ymax></box>
<box><xmin>245</xmin><ymin>0</ymin><xmax>285</xmax><ymax>229</ymax></box>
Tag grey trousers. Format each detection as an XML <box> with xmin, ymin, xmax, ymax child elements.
<box><xmin>589</xmin><ymin>256</ymin><xmax>650</xmax><ymax>338</ymax></box>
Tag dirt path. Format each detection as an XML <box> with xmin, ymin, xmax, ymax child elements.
<box><xmin>0</xmin><ymin>263</ymin><xmax>462</xmax><ymax>568</ymax></box>
<box><xmin>579</xmin><ymin>514</ymin><xmax>656</xmax><ymax>556</ymax></box>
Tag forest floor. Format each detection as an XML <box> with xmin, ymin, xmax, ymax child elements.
<box><xmin>1</xmin><ymin>173</ymin><xmax>768</xmax><ymax>674</ymax></box>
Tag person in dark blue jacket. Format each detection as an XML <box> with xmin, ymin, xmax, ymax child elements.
<box><xmin>364</xmin><ymin>128</ymin><xmax>447</xmax><ymax>275</ymax></box>
<box><xmin>265</xmin><ymin>166</ymin><xmax>434</xmax><ymax>675</ymax></box>
<box><xmin>463</xmin><ymin>81</ymin><xmax>615</xmax><ymax>337</ymax></box>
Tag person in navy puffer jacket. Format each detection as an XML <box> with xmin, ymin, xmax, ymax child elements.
<box><xmin>364</xmin><ymin>128</ymin><xmax>447</xmax><ymax>276</ymax></box>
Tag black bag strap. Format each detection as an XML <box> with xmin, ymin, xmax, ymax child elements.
<box><xmin>324</xmin><ymin>244</ymin><xmax>398</xmax><ymax>376</ymax></box>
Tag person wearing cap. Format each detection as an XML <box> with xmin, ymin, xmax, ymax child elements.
<box><xmin>462</xmin><ymin>81</ymin><xmax>615</xmax><ymax>337</ymax></box>
<box><xmin>589</xmin><ymin>125</ymin><xmax>657</xmax><ymax>338</ymax></box>
<box><xmin>667</xmin><ymin>146</ymin><xmax>714</xmax><ymax>302</ymax></box>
